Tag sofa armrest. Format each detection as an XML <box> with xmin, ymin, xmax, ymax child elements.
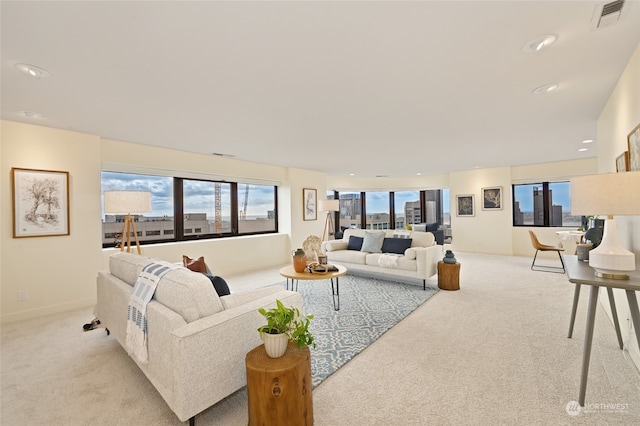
<box><xmin>415</xmin><ymin>245</ymin><xmax>443</xmax><ymax>280</ymax></box>
<box><xmin>322</xmin><ymin>240</ymin><xmax>348</xmax><ymax>252</ymax></box>
<box><xmin>168</xmin><ymin>290</ymin><xmax>303</xmax><ymax>421</ymax></box>
<box><xmin>220</xmin><ymin>285</ymin><xmax>283</xmax><ymax>310</ymax></box>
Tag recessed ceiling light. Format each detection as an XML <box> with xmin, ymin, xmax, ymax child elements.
<box><xmin>532</xmin><ymin>83</ymin><xmax>559</xmax><ymax>95</ymax></box>
<box><xmin>20</xmin><ymin>111</ymin><xmax>42</xmax><ymax>118</ymax></box>
<box><xmin>582</xmin><ymin>139</ymin><xmax>594</xmax><ymax>144</ymax></box>
<box><xmin>522</xmin><ymin>34</ymin><xmax>557</xmax><ymax>53</ymax></box>
<box><xmin>578</xmin><ymin>148</ymin><xmax>588</xmax><ymax>152</ymax></box>
<box><xmin>16</xmin><ymin>63</ymin><xmax>50</xmax><ymax>78</ymax></box>
<box><xmin>349</xmin><ymin>173</ymin><xmax>355</xmax><ymax>176</ymax></box>
<box><xmin>416</xmin><ymin>173</ymin><xmax>422</xmax><ymax>176</ymax></box>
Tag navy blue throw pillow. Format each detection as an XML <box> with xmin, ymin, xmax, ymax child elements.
<box><xmin>382</xmin><ymin>237</ymin><xmax>413</xmax><ymax>255</ymax></box>
<box><xmin>204</xmin><ymin>273</ymin><xmax>231</xmax><ymax>297</ymax></box>
<box><xmin>347</xmin><ymin>236</ymin><xmax>364</xmax><ymax>251</ymax></box>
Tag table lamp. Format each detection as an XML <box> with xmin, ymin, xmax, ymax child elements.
<box><xmin>104</xmin><ymin>190</ymin><xmax>152</xmax><ymax>255</ymax></box>
<box><xmin>570</xmin><ymin>172</ymin><xmax>640</xmax><ymax>279</ymax></box>
<box><xmin>319</xmin><ymin>199</ymin><xmax>340</xmax><ymax>241</ymax></box>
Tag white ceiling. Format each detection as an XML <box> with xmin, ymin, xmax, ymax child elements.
<box><xmin>2</xmin><ymin>1</ymin><xmax>639</xmax><ymax>177</ymax></box>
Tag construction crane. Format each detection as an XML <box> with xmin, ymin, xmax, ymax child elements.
<box><xmin>214</xmin><ymin>183</ymin><xmax>222</xmax><ymax>233</ymax></box>
<box><xmin>240</xmin><ymin>184</ymin><xmax>249</xmax><ymax>219</ymax></box>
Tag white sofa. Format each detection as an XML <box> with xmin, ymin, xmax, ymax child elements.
<box><xmin>95</xmin><ymin>252</ymin><xmax>302</xmax><ymax>425</ymax></box>
<box><xmin>321</xmin><ymin>228</ymin><xmax>443</xmax><ymax>289</ymax></box>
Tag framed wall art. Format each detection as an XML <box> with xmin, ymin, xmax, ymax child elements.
<box><xmin>303</xmin><ymin>188</ymin><xmax>317</xmax><ymax>221</ymax></box>
<box><xmin>12</xmin><ymin>167</ymin><xmax>70</xmax><ymax>238</ymax></box>
<box><xmin>456</xmin><ymin>194</ymin><xmax>474</xmax><ymax>217</ymax></box>
<box><xmin>616</xmin><ymin>151</ymin><xmax>630</xmax><ymax>172</ymax></box>
<box><xmin>628</xmin><ymin>123</ymin><xmax>640</xmax><ymax>171</ymax></box>
<box><xmin>482</xmin><ymin>186</ymin><xmax>502</xmax><ymax>210</ymax></box>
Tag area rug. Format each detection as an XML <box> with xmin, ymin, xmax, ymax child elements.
<box><xmin>285</xmin><ymin>275</ymin><xmax>439</xmax><ymax>388</ymax></box>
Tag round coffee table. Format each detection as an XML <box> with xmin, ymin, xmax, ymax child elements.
<box><xmin>279</xmin><ymin>264</ymin><xmax>347</xmax><ymax>311</ymax></box>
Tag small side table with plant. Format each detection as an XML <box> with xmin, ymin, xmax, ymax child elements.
<box><xmin>246</xmin><ymin>300</ymin><xmax>316</xmax><ymax>426</ymax></box>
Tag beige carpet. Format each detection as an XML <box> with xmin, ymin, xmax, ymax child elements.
<box><xmin>2</xmin><ymin>252</ymin><xmax>640</xmax><ymax>425</ymax></box>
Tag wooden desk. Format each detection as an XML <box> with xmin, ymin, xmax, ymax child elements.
<box><xmin>246</xmin><ymin>343</ymin><xmax>313</xmax><ymax>426</ymax></box>
<box><xmin>280</xmin><ymin>264</ymin><xmax>346</xmax><ymax>310</ymax></box>
<box><xmin>564</xmin><ymin>256</ymin><xmax>640</xmax><ymax>406</ymax></box>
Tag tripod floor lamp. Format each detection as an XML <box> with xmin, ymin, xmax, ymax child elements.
<box><xmin>104</xmin><ymin>190</ymin><xmax>152</xmax><ymax>255</ymax></box>
<box><xmin>319</xmin><ymin>199</ymin><xmax>340</xmax><ymax>241</ymax></box>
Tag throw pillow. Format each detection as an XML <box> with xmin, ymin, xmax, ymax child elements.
<box><xmin>412</xmin><ymin>224</ymin><xmax>426</xmax><ymax>232</ymax></box>
<box><xmin>183</xmin><ymin>255</ymin><xmax>207</xmax><ymax>273</ymax></box>
<box><xmin>347</xmin><ymin>235</ymin><xmax>364</xmax><ymax>251</ymax></box>
<box><xmin>204</xmin><ymin>273</ymin><xmax>231</xmax><ymax>297</ymax></box>
<box><xmin>382</xmin><ymin>237</ymin><xmax>413</xmax><ymax>255</ymax></box>
<box><xmin>360</xmin><ymin>231</ymin><xmax>385</xmax><ymax>253</ymax></box>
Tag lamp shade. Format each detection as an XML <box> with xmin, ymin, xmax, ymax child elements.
<box><xmin>104</xmin><ymin>191</ymin><xmax>152</xmax><ymax>215</ymax></box>
<box><xmin>571</xmin><ymin>172</ymin><xmax>640</xmax><ymax>216</ymax></box>
<box><xmin>318</xmin><ymin>199</ymin><xmax>340</xmax><ymax>212</ymax></box>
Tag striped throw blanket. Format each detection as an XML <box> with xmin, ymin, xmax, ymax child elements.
<box><xmin>125</xmin><ymin>261</ymin><xmax>178</xmax><ymax>363</ymax></box>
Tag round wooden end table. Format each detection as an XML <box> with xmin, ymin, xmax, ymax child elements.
<box><xmin>279</xmin><ymin>264</ymin><xmax>347</xmax><ymax>310</ymax></box>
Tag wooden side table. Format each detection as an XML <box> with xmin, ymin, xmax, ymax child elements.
<box><xmin>437</xmin><ymin>261</ymin><xmax>460</xmax><ymax>291</ymax></box>
<box><xmin>246</xmin><ymin>342</ymin><xmax>313</xmax><ymax>426</ymax></box>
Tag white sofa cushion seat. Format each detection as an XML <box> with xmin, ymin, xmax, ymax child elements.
<box><xmin>326</xmin><ymin>248</ymin><xmax>368</xmax><ymax>265</ymax></box>
<box><xmin>108</xmin><ymin>252</ymin><xmax>223</xmax><ymax>323</ymax></box>
<box><xmin>365</xmin><ymin>253</ymin><xmax>417</xmax><ymax>271</ymax></box>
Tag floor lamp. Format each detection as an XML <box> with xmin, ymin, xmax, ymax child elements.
<box><xmin>319</xmin><ymin>199</ymin><xmax>340</xmax><ymax>241</ymax></box>
<box><xmin>104</xmin><ymin>190</ymin><xmax>152</xmax><ymax>255</ymax></box>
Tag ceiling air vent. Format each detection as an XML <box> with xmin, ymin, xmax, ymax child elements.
<box><xmin>591</xmin><ymin>0</ymin><xmax>626</xmax><ymax>30</ymax></box>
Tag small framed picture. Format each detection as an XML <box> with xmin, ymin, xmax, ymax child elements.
<box><xmin>616</xmin><ymin>151</ymin><xmax>630</xmax><ymax>172</ymax></box>
<box><xmin>482</xmin><ymin>187</ymin><xmax>502</xmax><ymax>210</ymax></box>
<box><xmin>456</xmin><ymin>194</ymin><xmax>474</xmax><ymax>217</ymax></box>
<box><xmin>12</xmin><ymin>167</ymin><xmax>70</xmax><ymax>238</ymax></box>
<box><xmin>303</xmin><ymin>188</ymin><xmax>317</xmax><ymax>221</ymax></box>
<box><xmin>627</xmin><ymin>123</ymin><xmax>640</xmax><ymax>171</ymax></box>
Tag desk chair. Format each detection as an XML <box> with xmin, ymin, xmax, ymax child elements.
<box><xmin>529</xmin><ymin>230</ymin><xmax>565</xmax><ymax>273</ymax></box>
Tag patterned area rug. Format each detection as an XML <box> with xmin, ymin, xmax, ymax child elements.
<box><xmin>287</xmin><ymin>274</ymin><xmax>439</xmax><ymax>388</ymax></box>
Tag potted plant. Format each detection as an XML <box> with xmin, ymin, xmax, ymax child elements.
<box><xmin>257</xmin><ymin>299</ymin><xmax>315</xmax><ymax>358</ymax></box>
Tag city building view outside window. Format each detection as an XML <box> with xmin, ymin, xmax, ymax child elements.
<box><xmin>512</xmin><ymin>181</ymin><xmax>581</xmax><ymax>227</ymax></box>
<box><xmin>101</xmin><ymin>172</ymin><xmax>277</xmax><ymax>248</ymax></box>
<box><xmin>334</xmin><ymin>189</ymin><xmax>451</xmax><ymax>242</ymax></box>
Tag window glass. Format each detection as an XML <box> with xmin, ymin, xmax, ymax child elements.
<box><xmin>237</xmin><ymin>184</ymin><xmax>277</xmax><ymax>233</ymax></box>
<box><xmin>394</xmin><ymin>191</ymin><xmax>420</xmax><ymax>229</ymax></box>
<box><xmin>101</xmin><ymin>172</ymin><xmax>174</xmax><ymax>247</ymax></box>
<box><xmin>513</xmin><ymin>181</ymin><xmax>578</xmax><ymax>227</ymax></box>
<box><xmin>183</xmin><ymin>180</ymin><xmax>232</xmax><ymax>235</ymax></box>
<box><xmin>365</xmin><ymin>192</ymin><xmax>390</xmax><ymax>230</ymax></box>
<box><xmin>339</xmin><ymin>192</ymin><xmax>361</xmax><ymax>229</ymax></box>
<box><xmin>549</xmin><ymin>182</ymin><xmax>581</xmax><ymax>227</ymax></box>
<box><xmin>513</xmin><ymin>184</ymin><xmax>536</xmax><ymax>225</ymax></box>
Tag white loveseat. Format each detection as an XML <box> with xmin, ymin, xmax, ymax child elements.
<box><xmin>321</xmin><ymin>228</ymin><xmax>443</xmax><ymax>289</ymax></box>
<box><xmin>95</xmin><ymin>252</ymin><xmax>302</xmax><ymax>424</ymax></box>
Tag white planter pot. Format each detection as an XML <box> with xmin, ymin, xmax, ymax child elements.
<box><xmin>262</xmin><ymin>332</ymin><xmax>289</xmax><ymax>358</ymax></box>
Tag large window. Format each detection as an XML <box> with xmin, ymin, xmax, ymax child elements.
<box><xmin>365</xmin><ymin>192</ymin><xmax>390</xmax><ymax>230</ymax></box>
<box><xmin>101</xmin><ymin>172</ymin><xmax>277</xmax><ymax>248</ymax></box>
<box><xmin>512</xmin><ymin>181</ymin><xmax>580</xmax><ymax>227</ymax></box>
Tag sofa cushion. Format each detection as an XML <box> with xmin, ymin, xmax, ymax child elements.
<box><xmin>183</xmin><ymin>255</ymin><xmax>207</xmax><ymax>273</ymax></box>
<box><xmin>412</xmin><ymin>224</ymin><xmax>426</xmax><ymax>232</ymax></box>
<box><xmin>154</xmin><ymin>268</ymin><xmax>224</xmax><ymax>323</ymax></box>
<box><xmin>360</xmin><ymin>231</ymin><xmax>385</xmax><ymax>253</ymax></box>
<box><xmin>409</xmin><ymin>231</ymin><xmax>435</xmax><ymax>247</ymax></box>
<box><xmin>326</xmin><ymin>249</ymin><xmax>368</xmax><ymax>265</ymax></box>
<box><xmin>109</xmin><ymin>252</ymin><xmax>154</xmax><ymax>286</ymax></box>
<box><xmin>365</xmin><ymin>253</ymin><xmax>417</xmax><ymax>271</ymax></box>
<box><xmin>347</xmin><ymin>235</ymin><xmax>364</xmax><ymax>251</ymax></box>
<box><xmin>425</xmin><ymin>222</ymin><xmax>439</xmax><ymax>232</ymax></box>
<box><xmin>382</xmin><ymin>237</ymin><xmax>413</xmax><ymax>254</ymax></box>
<box><xmin>203</xmin><ymin>274</ymin><xmax>231</xmax><ymax>297</ymax></box>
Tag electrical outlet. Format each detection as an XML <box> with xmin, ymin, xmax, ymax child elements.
<box><xmin>17</xmin><ymin>291</ymin><xmax>28</xmax><ymax>301</ymax></box>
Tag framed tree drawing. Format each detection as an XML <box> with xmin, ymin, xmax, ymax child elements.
<box><xmin>456</xmin><ymin>194</ymin><xmax>474</xmax><ymax>217</ymax></box>
<box><xmin>628</xmin><ymin>123</ymin><xmax>640</xmax><ymax>171</ymax></box>
<box><xmin>482</xmin><ymin>186</ymin><xmax>502</xmax><ymax>210</ymax></box>
<box><xmin>303</xmin><ymin>188</ymin><xmax>317</xmax><ymax>221</ymax></box>
<box><xmin>616</xmin><ymin>151</ymin><xmax>630</xmax><ymax>172</ymax></box>
<box><xmin>12</xmin><ymin>168</ymin><xmax>70</xmax><ymax>238</ymax></box>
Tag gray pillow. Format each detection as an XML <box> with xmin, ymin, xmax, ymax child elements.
<box><xmin>360</xmin><ymin>231</ymin><xmax>385</xmax><ymax>253</ymax></box>
<box><xmin>412</xmin><ymin>224</ymin><xmax>426</xmax><ymax>232</ymax></box>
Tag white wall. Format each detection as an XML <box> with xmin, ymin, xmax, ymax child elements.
<box><xmin>596</xmin><ymin>42</ymin><xmax>640</xmax><ymax>370</ymax></box>
<box><xmin>1</xmin><ymin>121</ymin><xmax>103</xmax><ymax>323</ymax></box>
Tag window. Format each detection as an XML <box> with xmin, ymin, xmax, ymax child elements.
<box><xmin>365</xmin><ymin>192</ymin><xmax>390</xmax><ymax>229</ymax></box>
<box><xmin>512</xmin><ymin>181</ymin><xmax>580</xmax><ymax>227</ymax></box>
<box><xmin>338</xmin><ymin>192</ymin><xmax>362</xmax><ymax>229</ymax></box>
<box><xmin>101</xmin><ymin>172</ymin><xmax>277</xmax><ymax>248</ymax></box>
<box><xmin>394</xmin><ymin>191</ymin><xmax>420</xmax><ymax>229</ymax></box>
